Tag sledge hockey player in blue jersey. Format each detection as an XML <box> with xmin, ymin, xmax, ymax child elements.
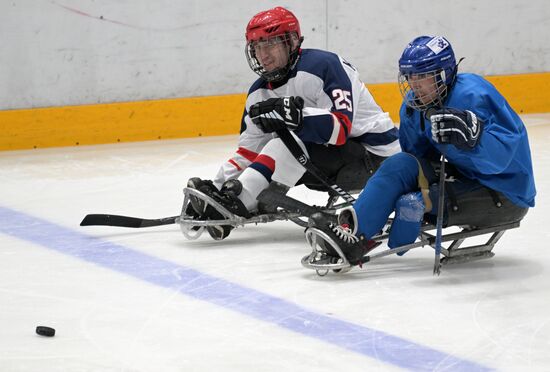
<box><xmin>186</xmin><ymin>7</ymin><xmax>400</xmax><ymax>240</ymax></box>
<box><xmin>306</xmin><ymin>35</ymin><xmax>536</xmax><ymax>267</ymax></box>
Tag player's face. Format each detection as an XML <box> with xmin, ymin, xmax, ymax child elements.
<box><xmin>252</xmin><ymin>37</ymin><xmax>290</xmax><ymax>72</ymax></box>
<box><xmin>408</xmin><ymin>73</ymin><xmax>439</xmax><ymax>105</ymax></box>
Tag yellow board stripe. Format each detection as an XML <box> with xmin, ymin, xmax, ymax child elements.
<box><xmin>0</xmin><ymin>94</ymin><xmax>246</xmax><ymax>151</ymax></box>
<box><xmin>1</xmin><ymin>72</ymin><xmax>549</xmax><ymax>151</ymax></box>
<box><xmin>369</xmin><ymin>72</ymin><xmax>550</xmax><ymax>123</ymax></box>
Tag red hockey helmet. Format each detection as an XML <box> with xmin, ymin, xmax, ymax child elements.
<box><xmin>245</xmin><ymin>7</ymin><xmax>303</xmax><ymax>82</ymax></box>
<box><xmin>245</xmin><ymin>7</ymin><xmax>301</xmax><ymax>43</ymax></box>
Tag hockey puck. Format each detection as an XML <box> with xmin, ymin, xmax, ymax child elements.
<box><xmin>36</xmin><ymin>326</ymin><xmax>55</xmax><ymax>337</ymax></box>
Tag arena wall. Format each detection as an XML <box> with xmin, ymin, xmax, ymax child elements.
<box><xmin>2</xmin><ymin>0</ymin><xmax>549</xmax><ymax>150</ymax></box>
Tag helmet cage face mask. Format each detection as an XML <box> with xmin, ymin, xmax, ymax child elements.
<box><xmin>398</xmin><ymin>69</ymin><xmax>448</xmax><ymax>111</ymax></box>
<box><xmin>245</xmin><ymin>32</ymin><xmax>301</xmax><ymax>82</ymax></box>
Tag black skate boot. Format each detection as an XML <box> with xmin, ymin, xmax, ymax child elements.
<box><xmin>182</xmin><ymin>202</ymin><xmax>204</xmax><ymax>232</ymax></box>
<box><xmin>308</xmin><ymin>210</ymin><xmax>379</xmax><ymax>266</ymax></box>
<box><xmin>187</xmin><ymin>178</ymin><xmax>251</xmax><ymax>240</ymax></box>
<box><xmin>187</xmin><ymin>178</ymin><xmax>220</xmax><ymax>216</ymax></box>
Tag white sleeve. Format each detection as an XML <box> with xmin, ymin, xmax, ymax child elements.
<box><xmin>213</xmin><ymin>115</ymin><xmax>272</xmax><ymax>189</ymax></box>
<box><xmin>350</xmin><ymin>86</ymin><xmax>401</xmax><ymax>157</ymax></box>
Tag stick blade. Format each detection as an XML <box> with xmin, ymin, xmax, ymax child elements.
<box><xmin>80</xmin><ymin>214</ymin><xmax>144</xmax><ymax>228</ymax></box>
<box><xmin>80</xmin><ymin>214</ymin><xmax>178</xmax><ymax>228</ymax></box>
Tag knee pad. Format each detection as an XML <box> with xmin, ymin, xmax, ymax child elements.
<box><xmin>396</xmin><ymin>192</ymin><xmax>425</xmax><ymax>221</ymax></box>
<box><xmin>388</xmin><ymin>191</ymin><xmax>425</xmax><ymax>252</ymax></box>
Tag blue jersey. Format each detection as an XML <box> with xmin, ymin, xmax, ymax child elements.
<box><xmin>399</xmin><ymin>73</ymin><xmax>536</xmax><ymax>208</ymax></box>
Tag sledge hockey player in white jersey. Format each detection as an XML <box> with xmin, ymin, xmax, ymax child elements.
<box><xmin>305</xmin><ymin>35</ymin><xmax>536</xmax><ymax>270</ymax></box>
<box><xmin>186</xmin><ymin>6</ymin><xmax>400</xmax><ymax>240</ymax></box>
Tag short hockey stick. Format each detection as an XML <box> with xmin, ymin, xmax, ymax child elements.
<box><xmin>433</xmin><ymin>153</ymin><xmax>446</xmax><ymax>275</ymax></box>
<box><xmin>80</xmin><ymin>214</ymin><xmax>178</xmax><ymax>228</ymax></box>
<box><xmin>276</xmin><ymin>128</ymin><xmax>356</xmax><ymax>204</ymax></box>
<box><xmin>422</xmin><ymin>107</ymin><xmax>447</xmax><ymax>275</ymax></box>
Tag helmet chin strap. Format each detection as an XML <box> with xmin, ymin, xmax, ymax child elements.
<box><xmin>448</xmin><ymin>57</ymin><xmax>464</xmax><ymax>87</ymax></box>
<box><xmin>286</xmin><ymin>39</ymin><xmax>303</xmax><ymax>70</ymax></box>
<box><xmin>425</xmin><ymin>94</ymin><xmax>445</xmax><ymax>113</ymax></box>
<box><xmin>269</xmin><ymin>36</ymin><xmax>303</xmax><ymax>82</ymax></box>
<box><xmin>424</xmin><ymin>105</ymin><xmax>440</xmax><ymax>120</ymax></box>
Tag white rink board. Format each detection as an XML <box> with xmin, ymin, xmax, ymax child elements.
<box><xmin>2</xmin><ymin>0</ymin><xmax>549</xmax><ymax>109</ymax></box>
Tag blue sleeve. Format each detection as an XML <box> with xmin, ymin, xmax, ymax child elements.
<box><xmin>467</xmin><ymin>97</ymin><xmax>523</xmax><ymax>174</ymax></box>
<box><xmin>398</xmin><ymin>104</ymin><xmax>439</xmax><ymax>160</ymax></box>
<box><xmin>445</xmin><ymin>77</ymin><xmax>525</xmax><ymax>175</ymax></box>
<box><xmin>298</xmin><ymin>114</ymin><xmax>342</xmax><ymax>144</ymax></box>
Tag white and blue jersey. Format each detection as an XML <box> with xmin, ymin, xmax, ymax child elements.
<box><xmin>399</xmin><ymin>73</ymin><xmax>536</xmax><ymax>208</ymax></box>
<box><xmin>214</xmin><ymin>49</ymin><xmax>400</xmax><ymax>187</ymax></box>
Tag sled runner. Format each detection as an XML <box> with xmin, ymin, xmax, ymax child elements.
<box><xmin>301</xmin><ymin>220</ymin><xmax>521</xmax><ymax>276</ymax></box>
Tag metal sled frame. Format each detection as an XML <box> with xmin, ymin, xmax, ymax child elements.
<box><xmin>302</xmin><ymin>221</ymin><xmax>521</xmax><ymax>275</ymax></box>
<box><xmin>178</xmin><ymin>183</ymin><xmax>361</xmax><ymax>239</ymax></box>
<box><xmin>286</xmin><ymin>196</ymin><xmax>356</xmax><ymax>228</ymax></box>
<box><xmin>285</xmin><ymin>188</ymin><xmax>364</xmax><ymax>227</ymax></box>
<box><xmin>179</xmin><ymin>187</ymin><xmax>309</xmax><ymax>240</ymax></box>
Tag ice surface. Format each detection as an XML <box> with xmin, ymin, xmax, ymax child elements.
<box><xmin>1</xmin><ymin>114</ymin><xmax>549</xmax><ymax>372</ymax></box>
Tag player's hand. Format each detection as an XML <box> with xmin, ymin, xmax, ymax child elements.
<box><xmin>249</xmin><ymin>96</ymin><xmax>304</xmax><ymax>133</ymax></box>
<box><xmin>429</xmin><ymin>108</ymin><xmax>483</xmax><ymax>150</ymax></box>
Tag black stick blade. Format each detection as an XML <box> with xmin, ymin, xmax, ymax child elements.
<box><xmin>80</xmin><ymin>214</ymin><xmax>178</xmax><ymax>228</ymax></box>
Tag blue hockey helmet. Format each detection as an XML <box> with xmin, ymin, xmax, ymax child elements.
<box><xmin>398</xmin><ymin>36</ymin><xmax>457</xmax><ymax>110</ymax></box>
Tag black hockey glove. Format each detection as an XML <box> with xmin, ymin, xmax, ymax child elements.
<box><xmin>249</xmin><ymin>96</ymin><xmax>304</xmax><ymax>133</ymax></box>
<box><xmin>429</xmin><ymin>108</ymin><xmax>484</xmax><ymax>150</ymax></box>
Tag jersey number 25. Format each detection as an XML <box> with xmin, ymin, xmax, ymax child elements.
<box><xmin>332</xmin><ymin>89</ymin><xmax>352</xmax><ymax>112</ymax></box>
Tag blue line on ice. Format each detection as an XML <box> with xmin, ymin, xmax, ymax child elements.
<box><xmin>0</xmin><ymin>206</ymin><xmax>492</xmax><ymax>372</ymax></box>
